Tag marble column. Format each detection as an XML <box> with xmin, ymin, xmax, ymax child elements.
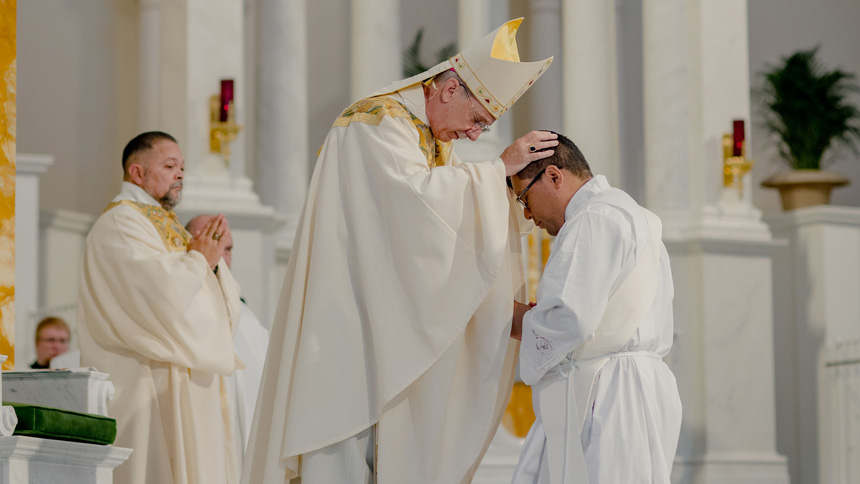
<box><xmin>458</xmin><ymin>0</ymin><xmax>489</xmax><ymax>46</ymax></box>
<box><xmin>453</xmin><ymin>0</ymin><xmax>512</xmax><ymax>162</ymax></box>
<box><xmin>14</xmin><ymin>154</ymin><xmax>54</xmax><ymax>370</ymax></box>
<box><xmin>136</xmin><ymin>0</ymin><xmax>287</xmax><ymax>323</ymax></box>
<box><xmin>525</xmin><ymin>0</ymin><xmax>563</xmax><ymax>134</ymax></box>
<box><xmin>642</xmin><ymin>1</ymin><xmax>790</xmax><ymax>482</ymax></box>
<box><xmin>138</xmin><ymin>0</ymin><xmax>161</xmax><ymax>132</ymax></box>
<box><xmin>350</xmin><ymin>0</ymin><xmax>401</xmax><ymax>101</ymax></box>
<box><xmin>562</xmin><ymin>0</ymin><xmax>620</xmax><ymax>183</ymax></box>
<box><xmin>256</xmin><ymin>0</ymin><xmax>309</xmax><ymax>236</ymax></box>
<box><xmin>138</xmin><ymin>0</ymin><xmax>247</xmax><ymax>183</ymax></box>
<box><xmin>643</xmin><ymin>0</ymin><xmax>759</xmax><ymax>239</ymax></box>
<box><xmin>642</xmin><ymin>0</ymin><xmax>694</xmax><ymax>234</ymax></box>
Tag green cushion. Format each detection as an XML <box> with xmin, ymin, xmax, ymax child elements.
<box><xmin>3</xmin><ymin>401</ymin><xmax>117</xmax><ymax>445</ymax></box>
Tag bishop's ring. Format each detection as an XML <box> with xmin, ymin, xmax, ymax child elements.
<box><xmin>212</xmin><ymin>233</ymin><xmax>222</xmax><ymax>241</ymax></box>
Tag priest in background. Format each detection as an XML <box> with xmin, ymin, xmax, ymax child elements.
<box><xmin>243</xmin><ymin>18</ymin><xmax>555</xmax><ymax>484</ymax></box>
<box><xmin>186</xmin><ymin>214</ymin><xmax>270</xmax><ymax>463</ymax></box>
<box><xmin>77</xmin><ymin>131</ymin><xmax>242</xmax><ymax>484</ymax></box>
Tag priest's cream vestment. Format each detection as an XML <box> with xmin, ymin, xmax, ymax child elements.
<box><xmin>78</xmin><ymin>182</ymin><xmax>242</xmax><ymax>484</ymax></box>
<box><xmin>242</xmin><ymin>83</ymin><xmax>528</xmax><ymax>484</ymax></box>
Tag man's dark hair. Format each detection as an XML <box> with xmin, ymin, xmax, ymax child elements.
<box><xmin>122</xmin><ymin>131</ymin><xmax>177</xmax><ymax>173</ymax></box>
<box><xmin>515</xmin><ymin>131</ymin><xmax>592</xmax><ymax>180</ymax></box>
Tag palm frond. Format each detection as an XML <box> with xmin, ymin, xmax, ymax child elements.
<box><xmin>402</xmin><ymin>29</ymin><xmax>458</xmax><ymax>78</ymax></box>
<box><xmin>758</xmin><ymin>46</ymin><xmax>860</xmax><ymax>169</ymax></box>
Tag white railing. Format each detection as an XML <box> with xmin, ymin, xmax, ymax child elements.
<box><xmin>824</xmin><ymin>340</ymin><xmax>860</xmax><ymax>484</ymax></box>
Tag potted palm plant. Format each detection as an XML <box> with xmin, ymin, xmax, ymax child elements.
<box><xmin>759</xmin><ymin>47</ymin><xmax>860</xmax><ymax>210</ymax></box>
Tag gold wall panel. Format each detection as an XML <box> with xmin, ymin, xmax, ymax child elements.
<box><xmin>0</xmin><ymin>0</ymin><xmax>16</xmax><ymax>370</ymax></box>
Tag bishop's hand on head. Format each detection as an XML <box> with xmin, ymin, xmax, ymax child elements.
<box><xmin>501</xmin><ymin>130</ymin><xmax>559</xmax><ymax>176</ymax></box>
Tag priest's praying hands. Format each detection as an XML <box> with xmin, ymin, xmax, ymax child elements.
<box><xmin>188</xmin><ymin>213</ymin><xmax>231</xmax><ymax>269</ymax></box>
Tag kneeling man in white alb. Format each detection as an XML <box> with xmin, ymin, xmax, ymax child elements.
<box><xmin>509</xmin><ymin>132</ymin><xmax>682</xmax><ymax>484</ymax></box>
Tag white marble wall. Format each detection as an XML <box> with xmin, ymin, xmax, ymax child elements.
<box><xmin>667</xmin><ymin>237</ymin><xmax>789</xmax><ymax>484</ymax></box>
<box><xmin>0</xmin><ymin>436</ymin><xmax>131</xmax><ymax>484</ymax></box>
<box><xmin>38</xmin><ymin>210</ymin><xmax>94</xmax><ymax>311</ymax></box>
<box><xmin>14</xmin><ymin>155</ymin><xmax>54</xmax><ymax>369</ymax></box>
<box><xmin>824</xmin><ymin>340</ymin><xmax>860</xmax><ymax>484</ymax></box>
<box><xmin>766</xmin><ymin>206</ymin><xmax>860</xmax><ymax>484</ymax></box>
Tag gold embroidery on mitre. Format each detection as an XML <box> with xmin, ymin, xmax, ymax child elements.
<box><xmin>104</xmin><ymin>200</ymin><xmax>191</xmax><ymax>253</ymax></box>
<box><xmin>332</xmin><ymin>95</ymin><xmax>444</xmax><ymax>168</ymax></box>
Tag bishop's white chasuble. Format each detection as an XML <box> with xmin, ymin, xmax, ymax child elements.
<box><xmin>242</xmin><ymin>84</ymin><xmax>527</xmax><ymax>484</ymax></box>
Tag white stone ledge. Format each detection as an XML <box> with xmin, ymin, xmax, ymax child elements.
<box><xmin>665</xmin><ymin>236</ymin><xmax>787</xmax><ymax>257</ymax></box>
<box><xmin>15</xmin><ymin>154</ymin><xmax>54</xmax><ymax>175</ymax></box>
<box><xmin>0</xmin><ymin>436</ymin><xmax>131</xmax><ymax>469</ymax></box>
<box><xmin>2</xmin><ymin>370</ymin><xmax>114</xmax><ymax>417</ymax></box>
<box><xmin>765</xmin><ymin>205</ymin><xmax>860</xmax><ymax>230</ymax></box>
<box><xmin>39</xmin><ymin>210</ymin><xmax>96</xmax><ymax>235</ymax></box>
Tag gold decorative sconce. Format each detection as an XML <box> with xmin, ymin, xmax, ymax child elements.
<box><xmin>723</xmin><ymin>119</ymin><xmax>753</xmax><ymax>195</ymax></box>
<box><xmin>209</xmin><ymin>79</ymin><xmax>241</xmax><ymax>165</ymax></box>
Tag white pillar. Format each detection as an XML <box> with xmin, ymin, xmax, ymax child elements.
<box><xmin>643</xmin><ymin>0</ymin><xmax>756</xmax><ymax>239</ymax></box>
<box><xmin>562</xmin><ymin>0</ymin><xmax>619</xmax><ymax>183</ymax></box>
<box><xmin>642</xmin><ymin>0</ymin><xmax>693</xmax><ymax>232</ymax></box>
<box><xmin>138</xmin><ymin>0</ymin><xmax>161</xmax><ymax>132</ymax></box>
<box><xmin>642</xmin><ymin>1</ymin><xmax>790</xmax><ymax>482</ymax></box>
<box><xmin>256</xmin><ymin>0</ymin><xmax>309</xmax><ymax>234</ymax></box>
<box><xmin>526</xmin><ymin>0</ymin><xmax>563</xmax><ymax>133</ymax></box>
<box><xmin>350</xmin><ymin>0</ymin><xmax>401</xmax><ymax>100</ymax></box>
<box><xmin>14</xmin><ymin>154</ymin><xmax>54</xmax><ymax>370</ymax></box>
<box><xmin>453</xmin><ymin>0</ymin><xmax>512</xmax><ymax>162</ymax></box>
<box><xmin>152</xmin><ymin>0</ymin><xmax>287</xmax><ymax>324</ymax></box>
<box><xmin>185</xmin><ymin>0</ymin><xmax>245</xmax><ymax>180</ymax></box>
<box><xmin>458</xmin><ymin>0</ymin><xmax>489</xmax><ymax>47</ymax></box>
<box><xmin>139</xmin><ymin>0</ymin><xmax>246</xmax><ymax>181</ymax></box>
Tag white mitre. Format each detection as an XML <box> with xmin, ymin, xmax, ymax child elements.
<box><xmin>368</xmin><ymin>18</ymin><xmax>553</xmax><ymax>119</ymax></box>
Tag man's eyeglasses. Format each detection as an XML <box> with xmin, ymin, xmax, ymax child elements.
<box><xmin>459</xmin><ymin>82</ymin><xmax>491</xmax><ymax>133</ymax></box>
<box><xmin>515</xmin><ymin>168</ymin><xmax>546</xmax><ymax>210</ymax></box>
<box><xmin>38</xmin><ymin>337</ymin><xmax>69</xmax><ymax>345</ymax></box>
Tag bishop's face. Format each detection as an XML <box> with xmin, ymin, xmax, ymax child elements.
<box><xmin>427</xmin><ymin>81</ymin><xmax>495</xmax><ymax>142</ymax></box>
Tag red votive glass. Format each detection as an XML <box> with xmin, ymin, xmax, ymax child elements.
<box><xmin>220</xmin><ymin>79</ymin><xmax>234</xmax><ymax>122</ymax></box>
<box><xmin>732</xmin><ymin>119</ymin><xmax>745</xmax><ymax>157</ymax></box>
